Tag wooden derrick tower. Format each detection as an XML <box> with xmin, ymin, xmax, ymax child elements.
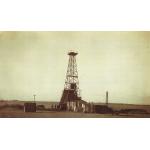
<box><xmin>60</xmin><ymin>51</ymin><xmax>81</xmax><ymax>109</ymax></box>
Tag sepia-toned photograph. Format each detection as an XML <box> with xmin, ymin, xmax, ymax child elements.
<box><xmin>0</xmin><ymin>31</ymin><xmax>150</xmax><ymax>118</ymax></box>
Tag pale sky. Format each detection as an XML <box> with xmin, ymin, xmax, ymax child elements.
<box><xmin>0</xmin><ymin>31</ymin><xmax>150</xmax><ymax>104</ymax></box>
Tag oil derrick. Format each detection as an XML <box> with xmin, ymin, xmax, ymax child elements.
<box><xmin>60</xmin><ymin>51</ymin><xmax>81</xmax><ymax>109</ymax></box>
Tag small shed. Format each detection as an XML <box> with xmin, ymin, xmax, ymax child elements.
<box><xmin>94</xmin><ymin>105</ymin><xmax>113</xmax><ymax>114</ymax></box>
<box><xmin>24</xmin><ymin>102</ymin><xmax>36</xmax><ymax>112</ymax></box>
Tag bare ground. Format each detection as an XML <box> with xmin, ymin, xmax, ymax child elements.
<box><xmin>0</xmin><ymin>109</ymin><xmax>150</xmax><ymax>118</ymax></box>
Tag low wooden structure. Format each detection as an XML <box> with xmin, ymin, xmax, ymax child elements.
<box><xmin>24</xmin><ymin>102</ymin><xmax>36</xmax><ymax>112</ymax></box>
<box><xmin>59</xmin><ymin>99</ymin><xmax>94</xmax><ymax>113</ymax></box>
<box><xmin>94</xmin><ymin>105</ymin><xmax>113</xmax><ymax>114</ymax></box>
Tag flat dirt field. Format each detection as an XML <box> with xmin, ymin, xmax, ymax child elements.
<box><xmin>1</xmin><ymin>101</ymin><xmax>150</xmax><ymax>118</ymax></box>
<box><xmin>0</xmin><ymin>110</ymin><xmax>150</xmax><ymax>118</ymax></box>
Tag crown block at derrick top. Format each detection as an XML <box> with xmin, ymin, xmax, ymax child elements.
<box><xmin>68</xmin><ymin>51</ymin><xmax>78</xmax><ymax>56</ymax></box>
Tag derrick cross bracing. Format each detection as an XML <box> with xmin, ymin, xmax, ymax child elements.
<box><xmin>60</xmin><ymin>51</ymin><xmax>81</xmax><ymax>106</ymax></box>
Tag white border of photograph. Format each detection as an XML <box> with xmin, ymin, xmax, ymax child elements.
<box><xmin>0</xmin><ymin>0</ymin><xmax>150</xmax><ymax>150</ymax></box>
